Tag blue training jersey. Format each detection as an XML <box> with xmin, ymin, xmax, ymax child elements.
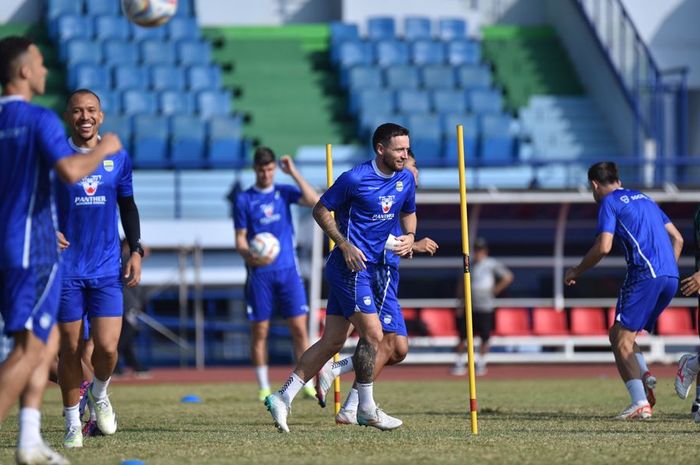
<box><xmin>320</xmin><ymin>160</ymin><xmax>416</xmax><ymax>265</ymax></box>
<box><xmin>596</xmin><ymin>188</ymin><xmax>678</xmax><ymax>283</ymax></box>
<box><xmin>0</xmin><ymin>96</ymin><xmax>72</xmax><ymax>269</ymax></box>
<box><xmin>55</xmin><ymin>138</ymin><xmax>134</xmax><ymax>279</ymax></box>
<box><xmin>234</xmin><ymin>183</ymin><xmax>302</xmax><ymax>273</ymax></box>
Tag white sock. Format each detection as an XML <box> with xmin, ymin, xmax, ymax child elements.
<box><xmin>356</xmin><ymin>382</ymin><xmax>376</xmax><ymax>412</ymax></box>
<box><xmin>64</xmin><ymin>403</ymin><xmax>81</xmax><ymax>430</ymax></box>
<box><xmin>18</xmin><ymin>408</ymin><xmax>42</xmax><ymax>449</ymax></box>
<box><xmin>90</xmin><ymin>403</ymin><xmax>96</xmax><ymax>421</ymax></box>
<box><xmin>454</xmin><ymin>354</ymin><xmax>466</xmax><ymax>369</ymax></box>
<box><xmin>277</xmin><ymin>373</ymin><xmax>305</xmax><ymax>406</ymax></box>
<box><xmin>332</xmin><ymin>357</ymin><xmax>354</xmax><ymax>377</ymax></box>
<box><xmin>342</xmin><ymin>388</ymin><xmax>359</xmax><ymax>411</ymax></box>
<box><xmin>91</xmin><ymin>376</ymin><xmax>110</xmax><ymax>400</ymax></box>
<box><xmin>625</xmin><ymin>379</ymin><xmax>648</xmax><ymax>405</ymax></box>
<box><xmin>304</xmin><ymin>379</ymin><xmax>314</xmax><ymax>390</ymax></box>
<box><xmin>635</xmin><ymin>353</ymin><xmax>649</xmax><ymax>375</ymax></box>
<box><xmin>255</xmin><ymin>365</ymin><xmax>270</xmax><ymax>390</ymax></box>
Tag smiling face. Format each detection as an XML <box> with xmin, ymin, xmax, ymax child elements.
<box><xmin>376</xmin><ymin>134</ymin><xmax>410</xmax><ymax>173</ymax></box>
<box><xmin>65</xmin><ymin>91</ymin><xmax>104</xmax><ymax>147</ymax></box>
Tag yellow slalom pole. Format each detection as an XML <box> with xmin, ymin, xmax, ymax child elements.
<box><xmin>456</xmin><ymin>125</ymin><xmax>478</xmax><ymax>435</ymax></box>
<box><xmin>325</xmin><ymin>143</ymin><xmax>342</xmax><ymax>416</ymax></box>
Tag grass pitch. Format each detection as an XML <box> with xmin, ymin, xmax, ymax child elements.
<box><xmin>0</xmin><ymin>375</ymin><xmax>697</xmax><ymax>465</ymax></box>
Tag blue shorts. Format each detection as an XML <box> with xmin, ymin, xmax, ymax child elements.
<box><xmin>0</xmin><ymin>263</ymin><xmax>61</xmax><ymax>343</ymax></box>
<box><xmin>245</xmin><ymin>266</ymin><xmax>308</xmax><ymax>322</ymax></box>
<box><xmin>615</xmin><ymin>275</ymin><xmax>678</xmax><ymax>332</ymax></box>
<box><xmin>373</xmin><ymin>265</ymin><xmax>407</xmax><ymax>337</ymax></box>
<box><xmin>326</xmin><ymin>252</ymin><xmax>378</xmax><ymax>319</ymax></box>
<box><xmin>58</xmin><ymin>275</ymin><xmax>123</xmax><ymax>323</ymax></box>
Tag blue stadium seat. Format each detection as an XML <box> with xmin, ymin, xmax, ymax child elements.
<box><xmin>68</xmin><ymin>63</ymin><xmax>110</xmax><ymax>91</ymax></box>
<box><xmin>349</xmin><ymin>89</ymin><xmax>394</xmax><ymax>115</ymax></box>
<box><xmin>367</xmin><ymin>17</ymin><xmax>396</xmax><ymax>41</ymax></box>
<box><xmin>432</xmin><ymin>89</ymin><xmax>467</xmax><ymax>114</ymax></box>
<box><xmin>358</xmin><ymin>112</ymin><xmax>406</xmax><ymax>137</ymax></box>
<box><xmin>438</xmin><ymin>18</ymin><xmax>467</xmax><ymax>41</ymax></box>
<box><xmin>158</xmin><ymin>91</ymin><xmax>194</xmax><ymax>115</ymax></box>
<box><xmin>167</xmin><ymin>17</ymin><xmax>199</xmax><ymax>40</ymax></box>
<box><xmin>468</xmin><ymin>89</ymin><xmax>503</xmax><ymax>115</ymax></box>
<box><xmin>140</xmin><ymin>40</ymin><xmax>176</xmax><ymax>65</ymax></box>
<box><xmin>442</xmin><ymin>113</ymin><xmax>478</xmax><ymax>162</ymax></box>
<box><xmin>150</xmin><ymin>66</ymin><xmax>185</xmax><ymax>91</ymax></box>
<box><xmin>186</xmin><ymin>65</ymin><xmax>222</xmax><ymax>91</ymax></box>
<box><xmin>65</xmin><ymin>39</ymin><xmax>102</xmax><ymax>65</ymax></box>
<box><xmin>131</xmin><ymin>23</ymin><xmax>166</xmax><ymax>42</ymax></box>
<box><xmin>93</xmin><ymin>89</ymin><xmax>121</xmax><ymax>114</ymax></box>
<box><xmin>196</xmin><ymin>90</ymin><xmax>232</xmax><ymax>118</ymax></box>
<box><xmin>208</xmin><ymin>116</ymin><xmax>244</xmax><ymax>168</ymax></box>
<box><xmin>337</xmin><ymin>41</ymin><xmax>374</xmax><ymax>68</ymax></box>
<box><xmin>406</xmin><ymin>114</ymin><xmax>442</xmax><ymax>166</ymax></box>
<box><xmin>384</xmin><ymin>66</ymin><xmax>420</xmax><ymax>89</ymax></box>
<box><xmin>54</xmin><ymin>14</ymin><xmax>93</xmax><ymax>43</ymax></box>
<box><xmin>102</xmin><ymin>40</ymin><xmax>138</xmax><ymax>66</ymax></box>
<box><xmin>330</xmin><ymin>22</ymin><xmax>359</xmax><ymax>45</ymax></box>
<box><xmin>100</xmin><ymin>115</ymin><xmax>132</xmax><ymax>151</ymax></box>
<box><xmin>176</xmin><ymin>40</ymin><xmax>211</xmax><ymax>66</ymax></box>
<box><xmin>346</xmin><ymin>66</ymin><xmax>383</xmax><ymax>90</ymax></box>
<box><xmin>132</xmin><ymin>115</ymin><xmax>169</xmax><ymax>168</ymax></box>
<box><xmin>447</xmin><ymin>40</ymin><xmax>481</xmax><ymax>66</ymax></box>
<box><xmin>456</xmin><ymin>64</ymin><xmax>492</xmax><ymax>90</ymax></box>
<box><xmin>396</xmin><ymin>89</ymin><xmax>430</xmax><ymax>113</ymax></box>
<box><xmin>47</xmin><ymin>0</ymin><xmax>82</xmax><ymax>22</ymax></box>
<box><xmin>85</xmin><ymin>0</ymin><xmax>120</xmax><ymax>16</ymax></box>
<box><xmin>404</xmin><ymin>16</ymin><xmax>432</xmax><ymax>41</ymax></box>
<box><xmin>122</xmin><ymin>90</ymin><xmax>157</xmax><ymax>115</ymax></box>
<box><xmin>113</xmin><ymin>65</ymin><xmax>149</xmax><ymax>91</ymax></box>
<box><xmin>174</xmin><ymin>0</ymin><xmax>194</xmax><ymax>17</ymax></box>
<box><xmin>170</xmin><ymin>115</ymin><xmax>206</xmax><ymax>168</ymax></box>
<box><xmin>411</xmin><ymin>40</ymin><xmax>445</xmax><ymax>66</ymax></box>
<box><xmin>421</xmin><ymin>65</ymin><xmax>456</xmax><ymax>89</ymax></box>
<box><xmin>480</xmin><ymin>114</ymin><xmax>515</xmax><ymax>164</ymax></box>
<box><xmin>375</xmin><ymin>40</ymin><xmax>410</xmax><ymax>67</ymax></box>
<box><xmin>94</xmin><ymin>16</ymin><xmax>130</xmax><ymax>41</ymax></box>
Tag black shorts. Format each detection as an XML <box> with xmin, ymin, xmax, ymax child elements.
<box><xmin>456</xmin><ymin>311</ymin><xmax>494</xmax><ymax>342</ymax></box>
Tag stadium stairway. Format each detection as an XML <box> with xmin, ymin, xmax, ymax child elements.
<box><xmin>0</xmin><ymin>23</ymin><xmax>67</xmax><ymax>114</ymax></box>
<box><xmin>203</xmin><ymin>25</ymin><xmax>359</xmax><ymax>158</ymax></box>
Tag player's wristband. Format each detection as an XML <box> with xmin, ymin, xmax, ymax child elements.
<box><xmin>406</xmin><ymin>232</ymin><xmax>415</xmax><ymax>236</ymax></box>
<box><xmin>131</xmin><ymin>244</ymin><xmax>145</xmax><ymax>257</ymax></box>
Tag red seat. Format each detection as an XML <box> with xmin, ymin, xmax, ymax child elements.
<box><xmin>570</xmin><ymin>307</ymin><xmax>608</xmax><ymax>335</ymax></box>
<box><xmin>656</xmin><ymin>307</ymin><xmax>695</xmax><ymax>335</ymax></box>
<box><xmin>532</xmin><ymin>307</ymin><xmax>569</xmax><ymax>336</ymax></box>
<box><xmin>494</xmin><ymin>308</ymin><xmax>531</xmax><ymax>336</ymax></box>
<box><xmin>402</xmin><ymin>308</ymin><xmax>417</xmax><ymax>320</ymax></box>
<box><xmin>420</xmin><ymin>307</ymin><xmax>458</xmax><ymax>337</ymax></box>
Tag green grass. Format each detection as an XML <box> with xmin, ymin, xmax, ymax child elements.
<box><xmin>0</xmin><ymin>377</ymin><xmax>695</xmax><ymax>465</ymax></box>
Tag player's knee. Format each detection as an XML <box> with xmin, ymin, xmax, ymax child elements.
<box><xmin>390</xmin><ymin>338</ymin><xmax>409</xmax><ymax>364</ymax></box>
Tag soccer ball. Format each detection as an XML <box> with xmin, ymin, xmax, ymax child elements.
<box><xmin>121</xmin><ymin>0</ymin><xmax>178</xmax><ymax>27</ymax></box>
<box><xmin>250</xmin><ymin>232</ymin><xmax>280</xmax><ymax>261</ymax></box>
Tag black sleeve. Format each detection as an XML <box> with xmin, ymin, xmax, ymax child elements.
<box><xmin>117</xmin><ymin>195</ymin><xmax>142</xmax><ymax>253</ymax></box>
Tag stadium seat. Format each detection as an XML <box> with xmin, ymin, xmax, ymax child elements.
<box><xmin>158</xmin><ymin>91</ymin><xmax>194</xmax><ymax>115</ymax></box>
<box><xmin>447</xmin><ymin>40</ymin><xmax>481</xmax><ymax>66</ymax></box>
<box><xmin>140</xmin><ymin>40</ymin><xmax>176</xmax><ymax>65</ymax></box>
<box><xmin>442</xmin><ymin>113</ymin><xmax>478</xmax><ymax>162</ymax></box>
<box><xmin>174</xmin><ymin>0</ymin><xmax>194</xmax><ymax>17</ymax></box>
<box><xmin>196</xmin><ymin>90</ymin><xmax>232</xmax><ymax>118</ymax></box>
<box><xmin>337</xmin><ymin>41</ymin><xmax>375</xmax><ymax>68</ymax></box>
<box><xmin>55</xmin><ymin>14</ymin><xmax>93</xmax><ymax>43</ymax></box>
<box><xmin>494</xmin><ymin>308</ymin><xmax>531</xmax><ymax>336</ymax></box>
<box><xmin>167</xmin><ymin>17</ymin><xmax>200</xmax><ymax>40</ymax></box>
<box><xmin>404</xmin><ymin>16</ymin><xmax>432</xmax><ymax>41</ymax></box>
<box><xmin>438</xmin><ymin>18</ymin><xmax>467</xmax><ymax>41</ymax></box>
<box><xmin>375</xmin><ymin>40</ymin><xmax>410</xmax><ymax>67</ymax></box>
<box><xmin>367</xmin><ymin>17</ymin><xmax>396</xmax><ymax>41</ymax></box>
<box><xmin>102</xmin><ymin>40</ymin><xmax>138</xmax><ymax>66</ymax></box>
<box><xmin>570</xmin><ymin>307</ymin><xmax>608</xmax><ymax>335</ymax></box>
<box><xmin>186</xmin><ymin>65</ymin><xmax>222</xmax><ymax>91</ymax></box>
<box><xmin>94</xmin><ymin>16</ymin><xmax>130</xmax><ymax>41</ymax></box>
<box><xmin>656</xmin><ymin>307</ymin><xmax>695</xmax><ymax>335</ymax></box>
<box><xmin>406</xmin><ymin>114</ymin><xmax>442</xmax><ymax>165</ymax></box>
<box><xmin>346</xmin><ymin>66</ymin><xmax>383</xmax><ymax>90</ymax></box>
<box><xmin>384</xmin><ymin>66</ymin><xmax>420</xmax><ymax>89</ymax></box>
<box><xmin>65</xmin><ymin>39</ymin><xmax>102</xmax><ymax>65</ymax></box>
<box><xmin>93</xmin><ymin>90</ymin><xmax>120</xmax><ymax>114</ymax></box>
<box><xmin>330</xmin><ymin>22</ymin><xmax>359</xmax><ymax>46</ymax></box>
<box><xmin>481</xmin><ymin>114</ymin><xmax>515</xmax><ymax>164</ymax></box>
<box><xmin>411</xmin><ymin>40</ymin><xmax>446</xmax><ymax>66</ymax></box>
<box><xmin>349</xmin><ymin>88</ymin><xmax>394</xmax><ymax>116</ymax></box>
<box><xmin>421</xmin><ymin>65</ymin><xmax>456</xmax><ymax>89</ymax></box>
<box><xmin>121</xmin><ymin>90</ymin><xmax>157</xmax><ymax>115</ymax></box>
<box><xmin>420</xmin><ymin>308</ymin><xmax>458</xmax><ymax>337</ymax></box>
<box><xmin>113</xmin><ymin>65</ymin><xmax>149</xmax><ymax>91</ymax></box>
<box><xmin>100</xmin><ymin>116</ymin><xmax>132</xmax><ymax>151</ymax></box>
<box><xmin>432</xmin><ymin>89</ymin><xmax>467</xmax><ymax>115</ymax></box>
<box><xmin>396</xmin><ymin>89</ymin><xmax>430</xmax><ymax>113</ymax></box>
<box><xmin>47</xmin><ymin>0</ymin><xmax>82</xmax><ymax>22</ymax></box>
<box><xmin>170</xmin><ymin>115</ymin><xmax>206</xmax><ymax>168</ymax></box>
<box><xmin>358</xmin><ymin>112</ymin><xmax>406</xmax><ymax>138</ymax></box>
<box><xmin>131</xmin><ymin>23</ymin><xmax>166</xmax><ymax>42</ymax></box>
<box><xmin>150</xmin><ymin>66</ymin><xmax>185</xmax><ymax>91</ymax></box>
<box><xmin>468</xmin><ymin>89</ymin><xmax>503</xmax><ymax>115</ymax></box>
<box><xmin>176</xmin><ymin>40</ymin><xmax>212</xmax><ymax>67</ymax></box>
<box><xmin>68</xmin><ymin>63</ymin><xmax>110</xmax><ymax>91</ymax></box>
<box><xmin>208</xmin><ymin>116</ymin><xmax>244</xmax><ymax>168</ymax></box>
<box><xmin>85</xmin><ymin>0</ymin><xmax>120</xmax><ymax>16</ymax></box>
<box><xmin>132</xmin><ymin>115</ymin><xmax>169</xmax><ymax>168</ymax></box>
<box><xmin>456</xmin><ymin>64</ymin><xmax>492</xmax><ymax>90</ymax></box>
<box><xmin>532</xmin><ymin>307</ymin><xmax>569</xmax><ymax>336</ymax></box>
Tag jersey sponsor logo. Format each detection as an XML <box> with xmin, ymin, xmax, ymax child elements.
<box><xmin>396</xmin><ymin>181</ymin><xmax>403</xmax><ymax>192</ymax></box>
<box><xmin>75</xmin><ymin>175</ymin><xmax>107</xmax><ymax>206</ymax></box>
<box><xmin>81</xmin><ymin>175</ymin><xmax>101</xmax><ymax>196</ymax></box>
<box><xmin>103</xmin><ymin>160</ymin><xmax>114</xmax><ymax>172</ymax></box>
<box><xmin>620</xmin><ymin>193</ymin><xmax>647</xmax><ymax>204</ymax></box>
<box><xmin>259</xmin><ymin>202</ymin><xmax>281</xmax><ymax>225</ymax></box>
<box><xmin>620</xmin><ymin>195</ymin><xmax>629</xmax><ymax>204</ymax></box>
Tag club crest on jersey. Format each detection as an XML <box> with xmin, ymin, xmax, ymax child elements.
<box><xmin>396</xmin><ymin>181</ymin><xmax>403</xmax><ymax>192</ymax></box>
<box><xmin>363</xmin><ymin>296</ymin><xmax>372</xmax><ymax>306</ymax></box>
<box><xmin>103</xmin><ymin>160</ymin><xmax>114</xmax><ymax>172</ymax></box>
<box><xmin>379</xmin><ymin>195</ymin><xmax>395</xmax><ymax>214</ymax></box>
<box><xmin>81</xmin><ymin>175</ymin><xmax>101</xmax><ymax>196</ymax></box>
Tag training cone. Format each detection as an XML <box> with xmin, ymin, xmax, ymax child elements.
<box><xmin>181</xmin><ymin>394</ymin><xmax>202</xmax><ymax>403</ymax></box>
